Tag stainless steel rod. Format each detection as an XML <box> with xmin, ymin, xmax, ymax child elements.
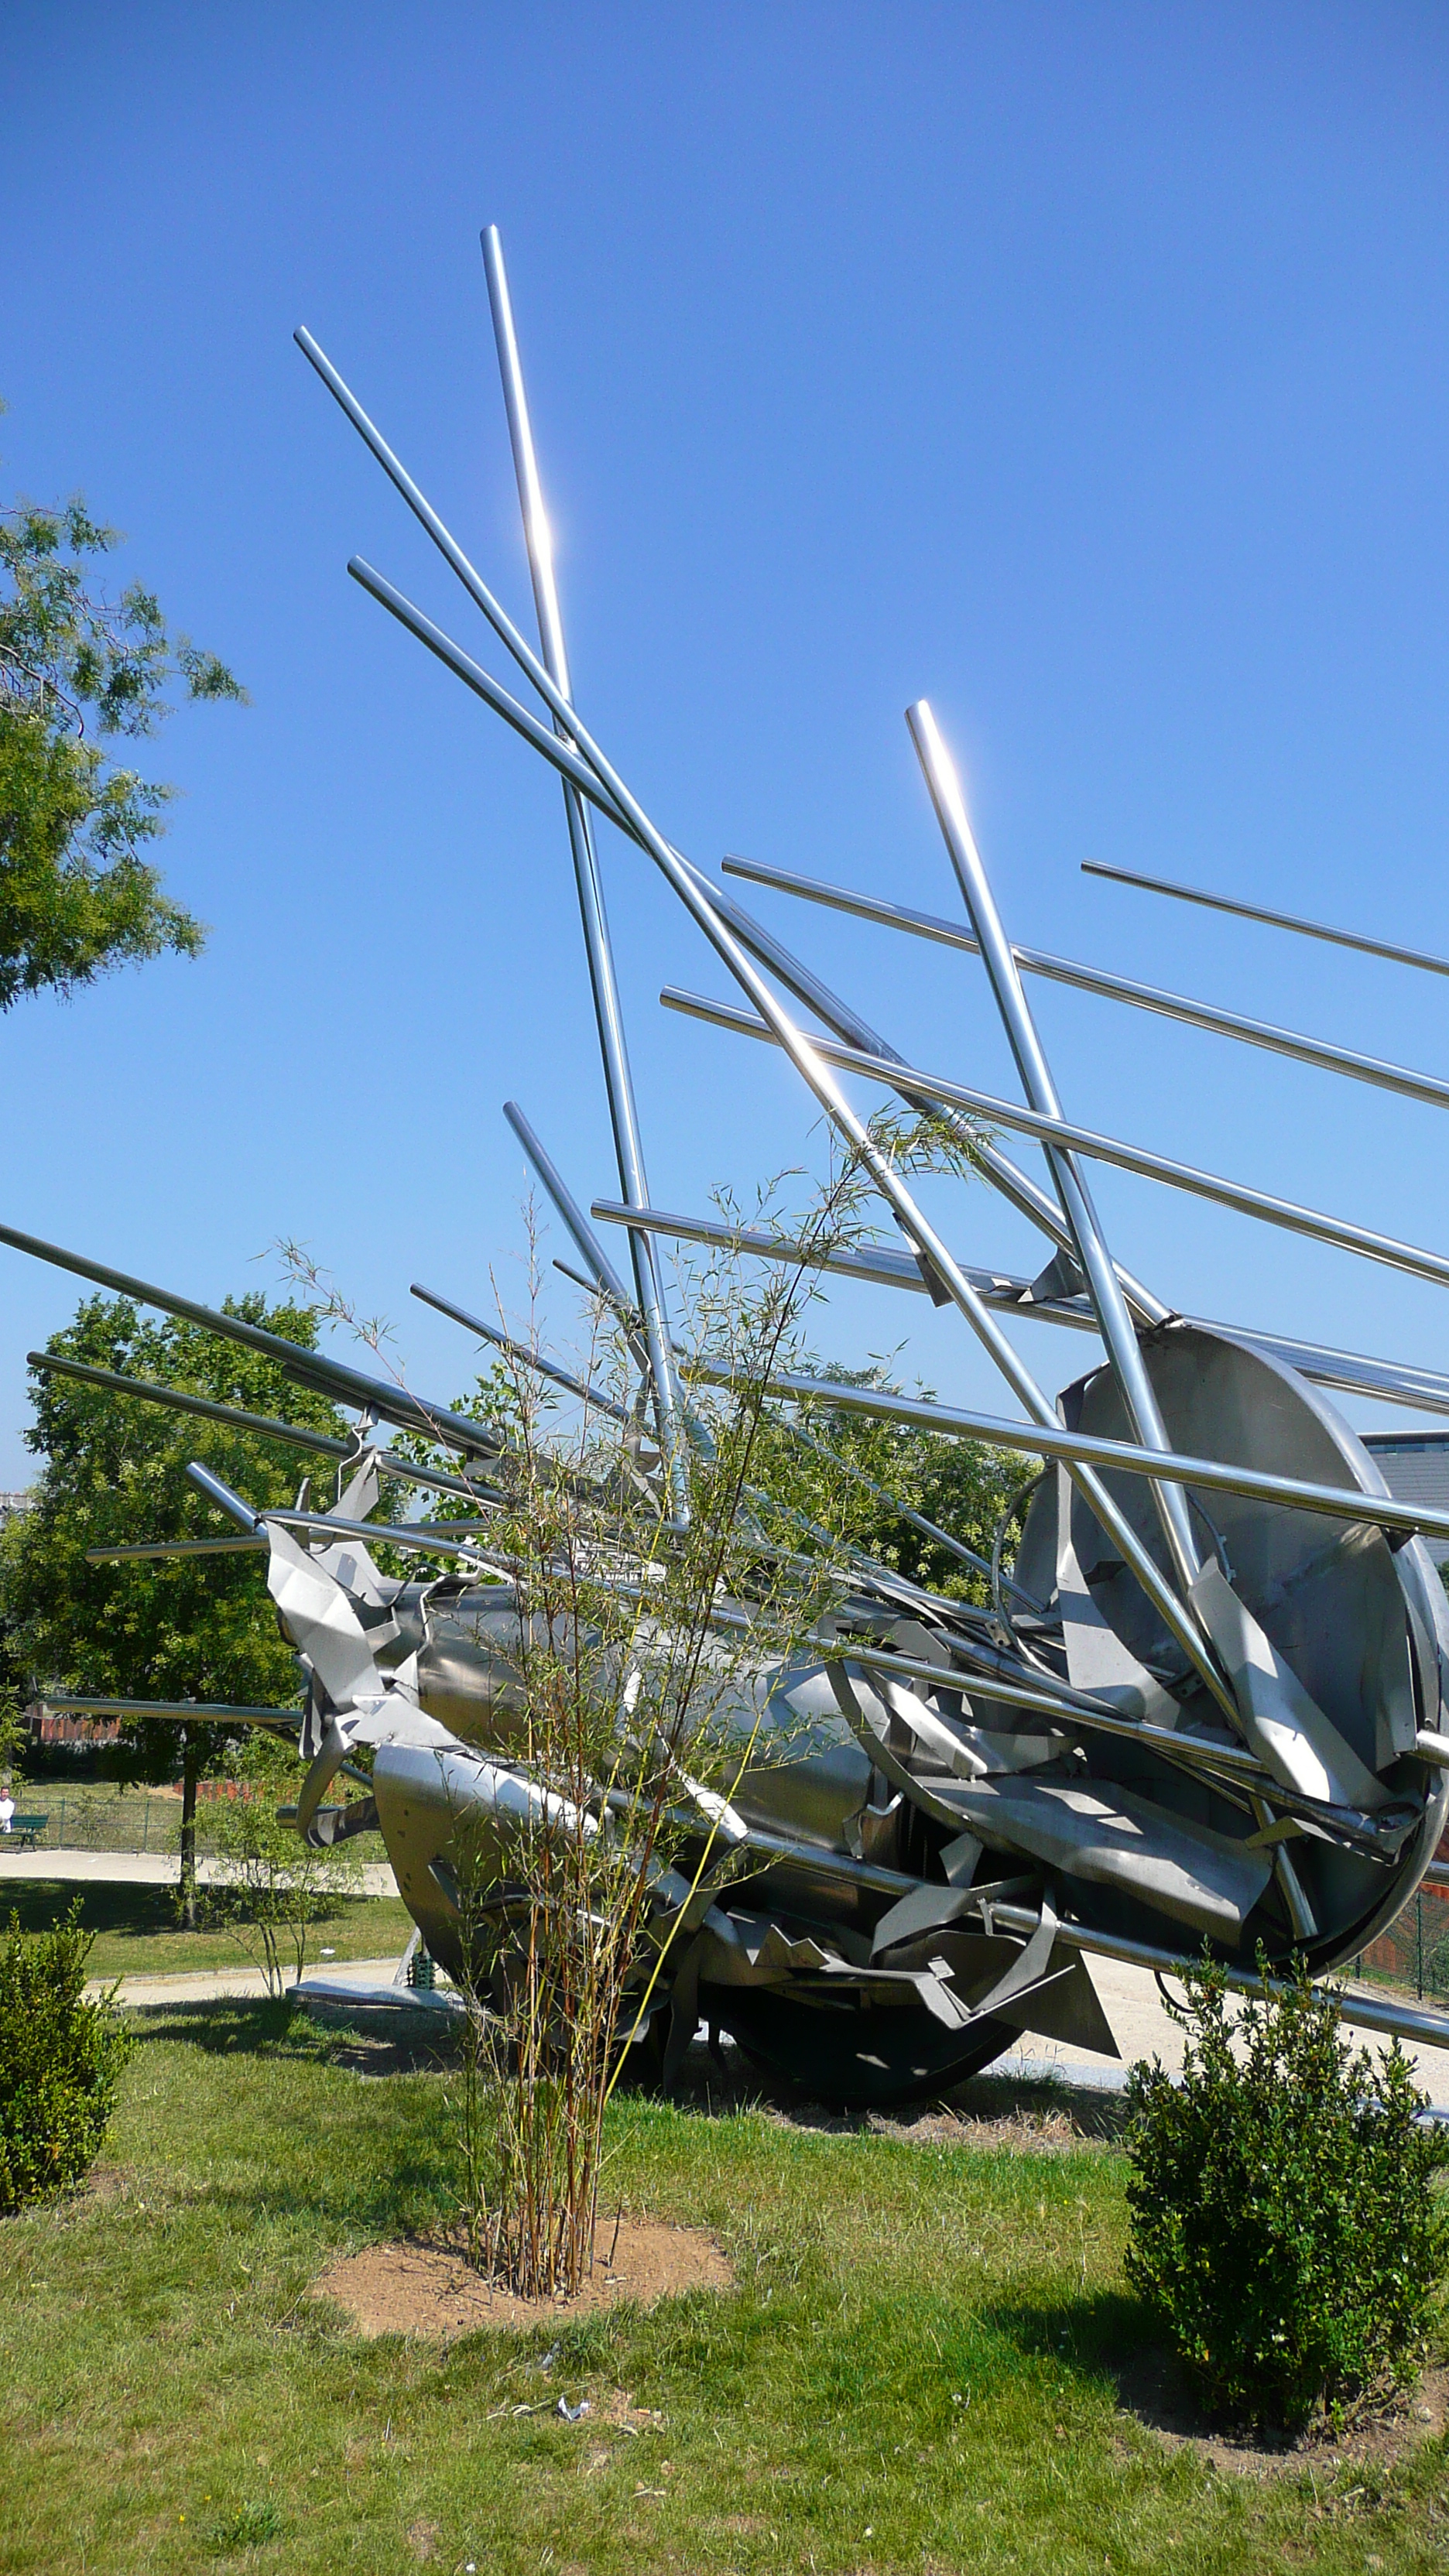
<box><xmin>481</xmin><ymin>228</ymin><xmax>687</xmax><ymax>1500</ymax></box>
<box><xmin>411</xmin><ymin>1280</ymin><xmax>631</xmax><ymax>1423</ymax></box>
<box><xmin>181</xmin><ymin>1461</ymin><xmax>502</xmax><ymax>1565</ymax></box>
<box><xmin>978</xmin><ymin>1897</ymin><xmax>1449</xmax><ymax>2055</ymax></box>
<box><xmin>588</xmin><ymin>1194</ymin><xmax>1098</xmax><ymax>1324</ymax></box>
<box><xmin>721</xmin><ymin>851</ymin><xmax>1449</xmax><ymax>1121</ymax></box>
<box><xmin>88</xmin><ymin>1537</ymin><xmax>269</xmax><ymax>1563</ymax></box>
<box><xmin>0</xmin><ymin>1218</ymin><xmax>501</xmax><ymax>1462</ymax></box>
<box><xmin>661</xmin><ymin>986</ymin><xmax>1449</xmax><ymax>1296</ymax></box>
<box><xmin>587</xmin><ymin>1194</ymin><xmax>1449</xmax><ymax>1417</ymax></box>
<box><xmin>501</xmin><ymin>1100</ymin><xmax>653</xmax><ymax>1380</ymax></box>
<box><xmin>317</xmin><ymin>359</ymin><xmax>1230</xmax><ymax>1705</ymax></box>
<box><xmin>42</xmin><ymin>1694</ymin><xmax>301</xmax><ymax>1723</ymax></box>
<box><xmin>689</xmin><ymin>1358</ymin><xmax>1449</xmax><ymax>1550</ymax></box>
<box><xmin>1083</xmin><ymin>858</ymin><xmax>1449</xmax><ymax>981</ymax></box>
<box><xmin>28</xmin><ymin>1351</ymin><xmax>492</xmax><ymax>1502</ymax></box>
<box><xmin>696</xmin><ymin>858</ymin><xmax>1170</xmax><ymax>1330</ymax></box>
<box><xmin>909</xmin><ymin>702</ymin><xmax>1204</xmax><ymax>1604</ymax></box>
<box><xmin>785</xmin><ymin>1411</ymin><xmax>1038</xmax><ymax>1601</ymax></box>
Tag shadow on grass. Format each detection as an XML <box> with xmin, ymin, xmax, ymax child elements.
<box><xmin>982</xmin><ymin>2284</ymin><xmax>1244</xmax><ymax>2448</ymax></box>
<box><xmin>3</xmin><ymin>1879</ymin><xmax>187</xmax><ymax>1941</ymax></box>
<box><xmin>129</xmin><ymin>1997</ymin><xmax>332</xmax><ymax>2057</ymax></box>
<box><xmin>654</xmin><ymin>2032</ymin><xmax>1127</xmax><ymax>2143</ymax></box>
<box><xmin>123</xmin><ymin>2001</ymin><xmax>460</xmax><ymax>2238</ymax></box>
<box><xmin>2</xmin><ymin>1877</ymin><xmax>399</xmax><ymax>1944</ymax></box>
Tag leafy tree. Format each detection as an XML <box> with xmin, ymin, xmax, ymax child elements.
<box><xmin>0</xmin><ymin>1295</ymin><xmax>344</xmax><ymax>1920</ymax></box>
<box><xmin>748</xmin><ymin>1359</ymin><xmax>1033</xmax><ymax>1606</ymax></box>
<box><xmin>0</xmin><ymin>447</ymin><xmax>245</xmax><ymax>1010</ymax></box>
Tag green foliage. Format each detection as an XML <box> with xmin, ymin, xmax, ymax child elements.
<box><xmin>200</xmin><ymin>1735</ymin><xmax>363</xmax><ymax>1998</ymax></box>
<box><xmin>747</xmin><ymin>1358</ymin><xmax>1030</xmax><ymax>1605</ymax></box>
<box><xmin>0</xmin><ymin>470</ymin><xmax>245</xmax><ymax>1009</ymax></box>
<box><xmin>0</xmin><ymin>1899</ymin><xmax>131</xmax><ymax>2214</ymax></box>
<box><xmin>1124</xmin><ymin>1951</ymin><xmax>1449</xmax><ymax>2433</ymax></box>
<box><xmin>0</xmin><ymin>1292</ymin><xmax>345</xmax><ymax>1785</ymax></box>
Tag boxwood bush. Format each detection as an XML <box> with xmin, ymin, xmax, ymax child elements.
<box><xmin>0</xmin><ymin>1902</ymin><xmax>131</xmax><ymax>2214</ymax></box>
<box><xmin>1125</xmin><ymin>1951</ymin><xmax>1449</xmax><ymax>2434</ymax></box>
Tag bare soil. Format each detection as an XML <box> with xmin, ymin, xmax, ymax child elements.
<box><xmin>313</xmin><ymin>2217</ymin><xmax>732</xmax><ymax>2339</ymax></box>
<box><xmin>1110</xmin><ymin>2352</ymin><xmax>1448</xmax><ymax>2478</ymax></box>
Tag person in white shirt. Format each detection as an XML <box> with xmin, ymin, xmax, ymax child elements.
<box><xmin>0</xmin><ymin>1788</ymin><xmax>14</xmax><ymax>1834</ymax></box>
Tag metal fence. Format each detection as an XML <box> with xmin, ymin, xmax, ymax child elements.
<box><xmin>5</xmin><ymin>1793</ymin><xmax>224</xmax><ymax>1858</ymax></box>
<box><xmin>1354</xmin><ymin>1865</ymin><xmax>1449</xmax><ymax>2004</ymax></box>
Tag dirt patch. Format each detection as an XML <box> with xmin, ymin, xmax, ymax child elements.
<box><xmin>1112</xmin><ymin>2348</ymin><xmax>1448</xmax><ymax>2477</ymax></box>
<box><xmin>314</xmin><ymin>2218</ymin><xmax>732</xmax><ymax>2339</ymax></box>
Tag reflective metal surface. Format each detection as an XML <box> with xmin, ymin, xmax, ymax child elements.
<box><xmin>12</xmin><ymin>228</ymin><xmax>1449</xmax><ymax>2105</ymax></box>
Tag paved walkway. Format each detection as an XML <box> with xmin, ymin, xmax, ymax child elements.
<box><xmin>92</xmin><ymin>1953</ymin><xmax>410</xmax><ymax>2009</ymax></box>
<box><xmin>0</xmin><ymin>1845</ymin><xmax>398</xmax><ymax>1896</ymax></box>
<box><xmin>995</xmin><ymin>1951</ymin><xmax>1449</xmax><ymax>2107</ymax></box>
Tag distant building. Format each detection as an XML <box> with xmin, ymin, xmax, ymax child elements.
<box><xmin>1364</xmin><ymin>1432</ymin><xmax>1449</xmax><ymax>1569</ymax></box>
<box><xmin>0</xmin><ymin>1491</ymin><xmax>33</xmax><ymax>1526</ymax></box>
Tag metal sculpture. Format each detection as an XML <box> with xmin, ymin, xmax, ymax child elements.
<box><xmin>28</xmin><ymin>227</ymin><xmax>1449</xmax><ymax>2104</ymax></box>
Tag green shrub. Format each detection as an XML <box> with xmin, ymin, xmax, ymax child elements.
<box><xmin>0</xmin><ymin>1901</ymin><xmax>131</xmax><ymax>2214</ymax></box>
<box><xmin>1125</xmin><ymin>1951</ymin><xmax>1449</xmax><ymax>2434</ymax></box>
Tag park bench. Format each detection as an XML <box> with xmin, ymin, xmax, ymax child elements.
<box><xmin>5</xmin><ymin>1814</ymin><xmax>48</xmax><ymax>1851</ymax></box>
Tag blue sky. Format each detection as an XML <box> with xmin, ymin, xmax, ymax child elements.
<box><xmin>3</xmin><ymin>3</ymin><xmax>1449</xmax><ymax>1483</ymax></box>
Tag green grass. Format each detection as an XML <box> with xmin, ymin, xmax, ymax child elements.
<box><xmin>0</xmin><ymin>1879</ymin><xmax>414</xmax><ymax>1979</ymax></box>
<box><xmin>0</xmin><ymin>2007</ymin><xmax>1444</xmax><ymax>2572</ymax></box>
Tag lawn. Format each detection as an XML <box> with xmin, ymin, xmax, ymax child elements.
<box><xmin>0</xmin><ymin>1879</ymin><xmax>415</xmax><ymax>1980</ymax></box>
<box><xmin>0</xmin><ymin>2006</ymin><xmax>1444</xmax><ymax>2573</ymax></box>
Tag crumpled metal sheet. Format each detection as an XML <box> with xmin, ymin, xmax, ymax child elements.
<box><xmin>940</xmin><ymin>1772</ymin><xmax>1273</xmax><ymax>1940</ymax></box>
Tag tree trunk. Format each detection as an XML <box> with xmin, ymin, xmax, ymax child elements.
<box><xmin>179</xmin><ymin>1728</ymin><xmax>199</xmax><ymax>1930</ymax></box>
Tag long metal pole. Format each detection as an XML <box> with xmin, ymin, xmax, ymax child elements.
<box><xmin>501</xmin><ymin>1099</ymin><xmax>652</xmax><ymax>1374</ymax></box>
<box><xmin>694</xmin><ymin>858</ymin><xmax>1171</xmax><ymax>1329</ymax></box>
<box><xmin>0</xmin><ymin>1217</ymin><xmax>501</xmax><ymax>1461</ymax></box>
<box><xmin>27</xmin><ymin>1351</ymin><xmax>491</xmax><ymax>1501</ymax></box>
<box><xmin>590</xmin><ymin>1193</ymin><xmax>1099</xmax><ymax>1319</ymax></box>
<box><xmin>480</xmin><ymin>229</ymin><xmax>687</xmax><ymax>1507</ymax></box>
<box><xmin>721</xmin><ymin>848</ymin><xmax>1449</xmax><ymax>1120</ymax></box>
<box><xmin>1083</xmin><ymin>859</ymin><xmax>1449</xmax><ymax>982</ymax></box>
<box><xmin>296</xmin><ymin>326</ymin><xmax>1172</xmax><ymax>1332</ymax></box>
<box><xmin>303</xmin><ymin>353</ymin><xmax>1229</xmax><ymax>1705</ymax></box>
<box><xmin>411</xmin><ymin>1280</ymin><xmax>632</xmax><ymax>1423</ymax></box>
<box><xmin>912</xmin><ymin>703</ymin><xmax>1202</xmax><ymax>1598</ymax></box>
<box><xmin>974</xmin><ymin>1896</ymin><xmax>1449</xmax><ymax>2056</ymax></box>
<box><xmin>659</xmin><ymin>987</ymin><xmax>1449</xmax><ymax>1297</ymax></box>
<box><xmin>688</xmin><ymin>1355</ymin><xmax>1449</xmax><ymax>1555</ymax></box>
